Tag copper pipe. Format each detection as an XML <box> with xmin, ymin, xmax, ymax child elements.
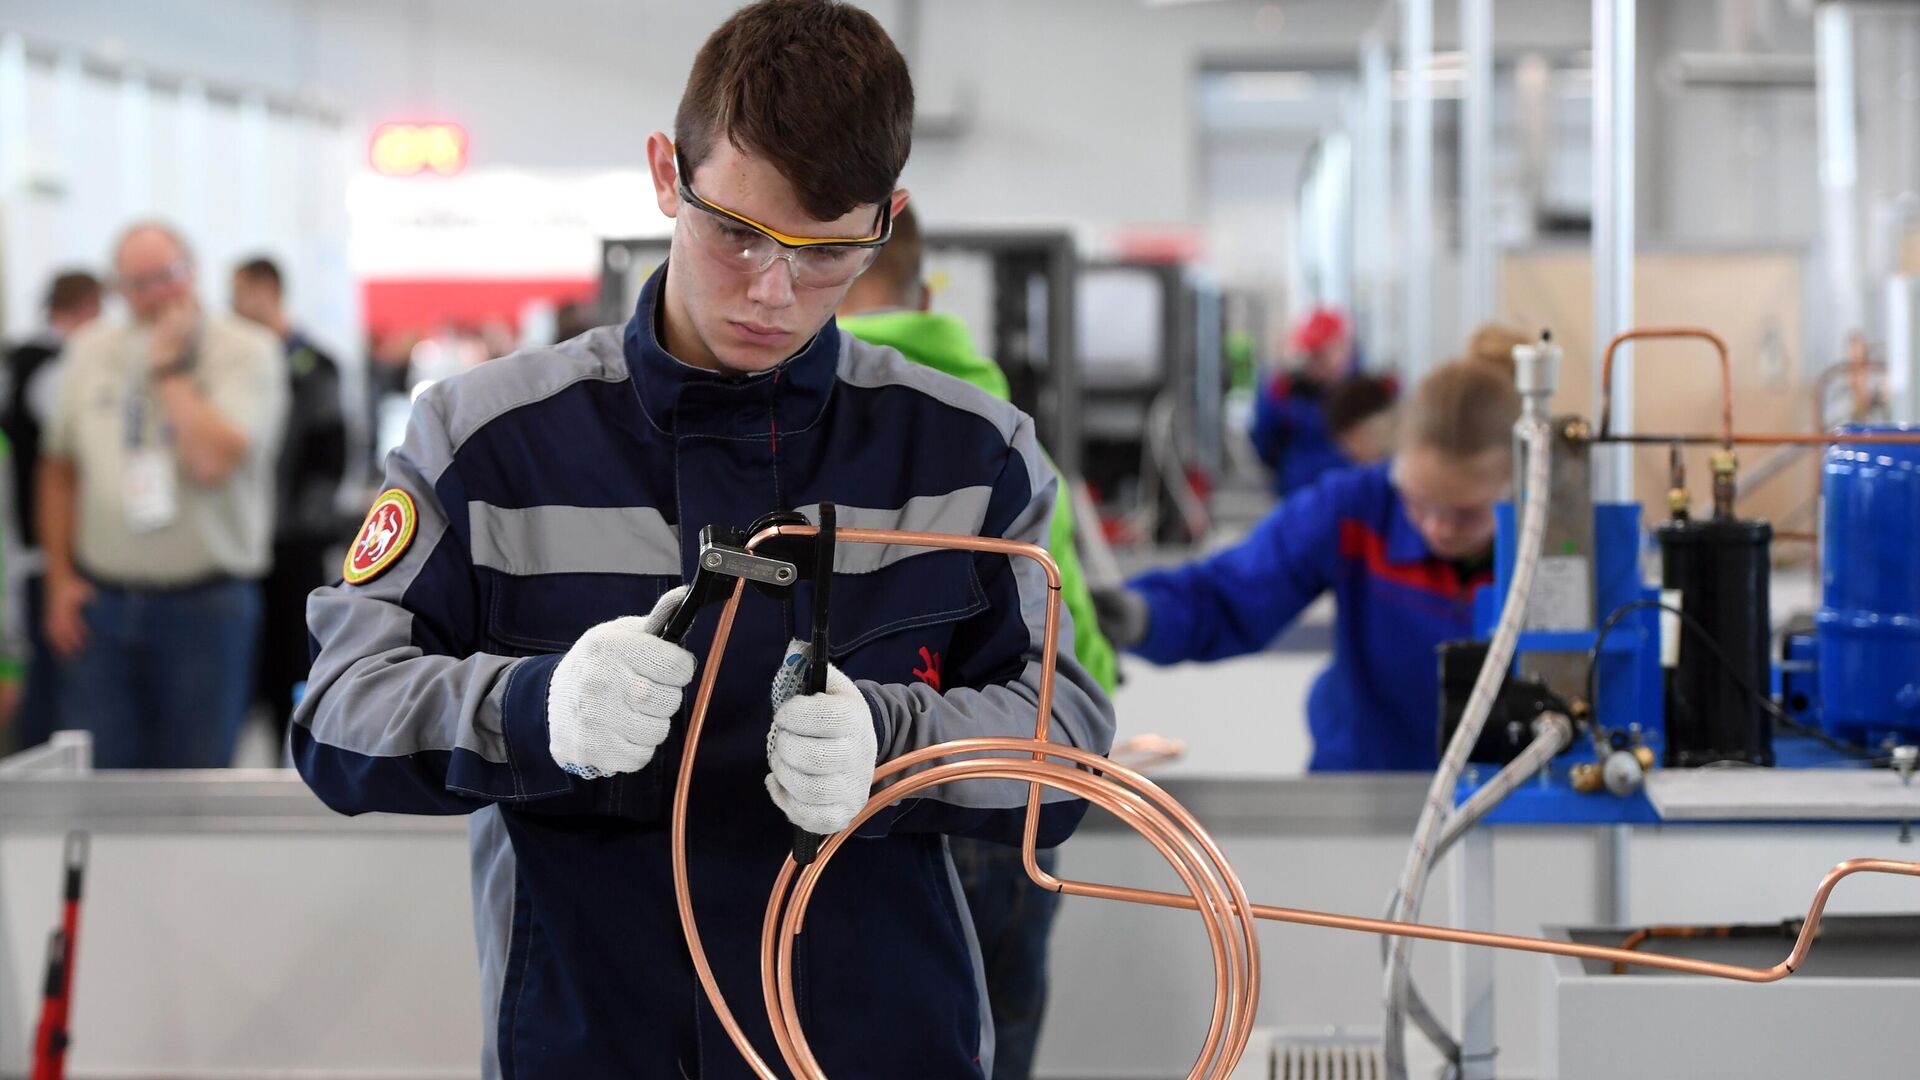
<box><xmin>767</xmin><ymin>752</ymin><xmax>1260</xmax><ymax>1080</ymax></box>
<box><xmin>1812</xmin><ymin>350</ymin><xmax>1887</xmax><ymax>433</ymax></box>
<box><xmin>1591</xmin><ymin>431</ymin><xmax>1920</xmax><ymax>447</ymax></box>
<box><xmin>665</xmin><ymin>525</ymin><xmax>1920</xmax><ymax>1080</ymax></box>
<box><xmin>668</xmin><ymin>574</ymin><xmax>782</xmax><ymax>1080</ymax></box>
<box><xmin>1598</xmin><ymin>327</ymin><xmax>1734</xmax><ymax>450</ymax></box>
<box><xmin>1610</xmin><ymin>925</ymin><xmax>1740</xmax><ymax>975</ymax></box>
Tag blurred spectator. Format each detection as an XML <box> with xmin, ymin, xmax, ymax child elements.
<box><xmin>233</xmin><ymin>256</ymin><xmax>348</xmax><ymax>749</ymax></box>
<box><xmin>2</xmin><ymin>270</ymin><xmax>103</xmax><ymax>748</ymax></box>
<box><xmin>553</xmin><ymin>300</ymin><xmax>600</xmax><ymax>344</ymax></box>
<box><xmin>40</xmin><ymin>223</ymin><xmax>288</xmax><ymax>768</ymax></box>
<box><xmin>1249</xmin><ymin>305</ymin><xmax>1362</xmax><ymax>496</ymax></box>
<box><xmin>364</xmin><ymin>331</ymin><xmax>416</xmax><ymax>468</ymax></box>
<box><xmin>477</xmin><ymin>317</ymin><xmax>517</xmax><ymax>360</ymax></box>
<box><xmin>1325</xmin><ymin>373</ymin><xmax>1400</xmax><ymax>466</ymax></box>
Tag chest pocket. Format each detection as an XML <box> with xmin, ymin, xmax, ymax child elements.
<box><xmin>470</xmin><ymin>501</ymin><xmax>683</xmax><ymax>655</ymax></box>
<box><xmin>815</xmin><ymin>547</ymin><xmax>988</xmax><ymax>688</ymax></box>
<box><xmin>482</xmin><ymin>571</ymin><xmax>677</xmax><ymax>655</ymax></box>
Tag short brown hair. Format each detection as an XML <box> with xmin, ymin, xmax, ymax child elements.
<box><xmin>234</xmin><ymin>256</ymin><xmax>283</xmax><ymax>295</ymax></box>
<box><xmin>675</xmin><ymin>0</ymin><xmax>913</xmax><ymax>222</ymax></box>
<box><xmin>45</xmin><ymin>271</ymin><xmax>101</xmax><ymax>315</ymax></box>
<box><xmin>1405</xmin><ymin>357</ymin><xmax>1521</xmax><ymax>458</ymax></box>
<box><xmin>1324</xmin><ymin>374</ymin><xmax>1398</xmax><ymax>437</ymax></box>
<box><xmin>1465</xmin><ymin>322</ymin><xmax>1529</xmax><ymax>377</ymax></box>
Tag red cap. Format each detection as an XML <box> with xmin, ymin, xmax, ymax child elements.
<box><xmin>1288</xmin><ymin>307</ymin><xmax>1350</xmax><ymax>354</ymax></box>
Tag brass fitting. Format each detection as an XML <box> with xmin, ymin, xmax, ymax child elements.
<box><xmin>1633</xmin><ymin>745</ymin><xmax>1657</xmax><ymax>772</ymax></box>
<box><xmin>1710</xmin><ymin>448</ymin><xmax>1739</xmax><ymax>518</ymax></box>
<box><xmin>1570</xmin><ymin>761</ymin><xmax>1606</xmax><ymax>795</ymax></box>
<box><xmin>1667</xmin><ymin>487</ymin><xmax>1692</xmax><ymax>517</ymax></box>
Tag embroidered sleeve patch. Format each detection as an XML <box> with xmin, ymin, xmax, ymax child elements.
<box><xmin>343</xmin><ymin>488</ymin><xmax>418</xmax><ymax>585</ymax></box>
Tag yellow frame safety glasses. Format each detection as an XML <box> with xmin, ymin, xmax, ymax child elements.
<box><xmin>673</xmin><ymin>148</ymin><xmax>892</xmax><ymax>251</ymax></box>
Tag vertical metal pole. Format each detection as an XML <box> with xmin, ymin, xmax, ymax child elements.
<box><xmin>1402</xmin><ymin>0</ymin><xmax>1435</xmax><ymax>380</ymax></box>
<box><xmin>1462</xmin><ymin>0</ymin><xmax>1495</xmax><ymax>325</ymax></box>
<box><xmin>1816</xmin><ymin>6</ymin><xmax>1864</xmax><ymax>346</ymax></box>
<box><xmin>1454</xmin><ymin>827</ymin><xmax>1497</xmax><ymax>1080</ymax></box>
<box><xmin>1593</xmin><ymin>0</ymin><xmax>1637</xmax><ymax>502</ymax></box>
<box><xmin>1360</xmin><ymin>39</ymin><xmax>1394</xmax><ymax>368</ymax></box>
<box><xmin>1607</xmin><ymin>823</ymin><xmax>1634</xmax><ymax>927</ymax></box>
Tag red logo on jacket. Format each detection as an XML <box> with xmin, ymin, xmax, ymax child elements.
<box><xmin>913</xmin><ymin>647</ymin><xmax>943</xmax><ymax>691</ymax></box>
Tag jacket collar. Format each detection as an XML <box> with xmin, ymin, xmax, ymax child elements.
<box><xmin>622</xmin><ymin>262</ymin><xmax>839</xmax><ymax>438</ymax></box>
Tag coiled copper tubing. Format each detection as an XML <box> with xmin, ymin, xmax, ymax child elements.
<box><xmin>667</xmin><ymin>524</ymin><xmax>1920</xmax><ymax>1079</ymax></box>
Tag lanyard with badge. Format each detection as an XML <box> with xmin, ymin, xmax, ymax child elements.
<box><xmin>122</xmin><ymin>332</ymin><xmax>189</xmax><ymax>533</ymax></box>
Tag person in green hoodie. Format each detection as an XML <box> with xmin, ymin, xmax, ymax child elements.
<box><xmin>840</xmin><ymin>204</ymin><xmax>1116</xmax><ymax>1080</ymax></box>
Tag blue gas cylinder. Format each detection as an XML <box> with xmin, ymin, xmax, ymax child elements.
<box><xmin>1816</xmin><ymin>424</ymin><xmax>1920</xmax><ymax>744</ymax></box>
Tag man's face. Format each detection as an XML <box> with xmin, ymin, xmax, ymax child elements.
<box><xmin>116</xmin><ymin>229</ymin><xmax>194</xmax><ymax>323</ymax></box>
<box><xmin>230</xmin><ymin>273</ymin><xmax>276</xmax><ymax>328</ymax></box>
<box><xmin>648</xmin><ymin>133</ymin><xmax>904</xmax><ymax>374</ymax></box>
<box><xmin>1305</xmin><ymin>332</ymin><xmax>1352</xmax><ymax>382</ymax></box>
<box><xmin>1392</xmin><ymin>444</ymin><xmax>1509</xmax><ymax>561</ymax></box>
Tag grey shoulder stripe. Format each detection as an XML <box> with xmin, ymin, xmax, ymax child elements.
<box><xmin>800</xmin><ymin>488</ymin><xmax>993</xmax><ymax>574</ymax></box>
<box><xmin>469</xmin><ymin>502</ymin><xmax>681</xmax><ymax>578</ymax></box>
<box><xmin>430</xmin><ymin>325</ymin><xmax>630</xmax><ymax>452</ymax></box>
<box><xmin>834</xmin><ymin>334</ymin><xmax>1025</xmax><ymax>443</ymax></box>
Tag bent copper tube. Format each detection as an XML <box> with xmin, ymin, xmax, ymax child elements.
<box><xmin>1599</xmin><ymin>327</ymin><xmax>1734</xmax><ymax>450</ymax></box>
<box><xmin>665</xmin><ymin>524</ymin><xmax>1920</xmax><ymax>1080</ymax></box>
<box><xmin>1612</xmin><ymin>925</ymin><xmax>1737</xmax><ymax>975</ymax></box>
<box><xmin>1592</xmin><ymin>431</ymin><xmax>1920</xmax><ymax>447</ymax></box>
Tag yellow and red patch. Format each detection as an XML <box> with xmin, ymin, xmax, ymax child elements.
<box><xmin>343</xmin><ymin>489</ymin><xmax>418</xmax><ymax>585</ymax></box>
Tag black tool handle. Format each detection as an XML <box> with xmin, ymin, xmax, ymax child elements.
<box><xmin>40</xmin><ymin>930</ymin><xmax>65</xmax><ymax>999</ymax></box>
<box><xmin>659</xmin><ymin>526</ymin><xmax>729</xmax><ymax>646</ymax></box>
<box><xmin>792</xmin><ymin>503</ymin><xmax>837</xmax><ymax>866</ymax></box>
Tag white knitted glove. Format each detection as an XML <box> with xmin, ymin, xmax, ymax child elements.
<box><xmin>765</xmin><ymin>639</ymin><xmax>879</xmax><ymax>835</ymax></box>
<box><xmin>547</xmin><ymin>586</ymin><xmax>695</xmax><ymax>779</ymax></box>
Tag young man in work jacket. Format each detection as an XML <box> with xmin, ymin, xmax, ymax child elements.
<box><xmin>1101</xmin><ymin>358</ymin><xmax>1517</xmax><ymax>772</ymax></box>
<box><xmin>292</xmin><ymin>4</ymin><xmax>1114</xmax><ymax>1077</ymax></box>
<box><xmin>838</xmin><ymin>203</ymin><xmax>1116</xmax><ymax>1080</ymax></box>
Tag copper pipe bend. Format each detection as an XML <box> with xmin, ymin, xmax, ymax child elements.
<box><xmin>1599</xmin><ymin>326</ymin><xmax>1734</xmax><ymax>450</ymax></box>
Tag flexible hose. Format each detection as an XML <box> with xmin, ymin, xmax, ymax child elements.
<box><xmin>1382</xmin><ymin>416</ymin><xmax>1554</xmax><ymax>1080</ymax></box>
<box><xmin>1386</xmin><ymin>711</ymin><xmax>1576</xmax><ymax>1064</ymax></box>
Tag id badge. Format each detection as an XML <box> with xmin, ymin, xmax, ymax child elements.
<box><xmin>123</xmin><ymin>448</ymin><xmax>179</xmax><ymax>532</ymax></box>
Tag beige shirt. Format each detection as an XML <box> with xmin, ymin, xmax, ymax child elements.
<box><xmin>45</xmin><ymin>314</ymin><xmax>288</xmax><ymax>584</ymax></box>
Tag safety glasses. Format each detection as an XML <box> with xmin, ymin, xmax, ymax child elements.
<box><xmin>674</xmin><ymin>149</ymin><xmax>890</xmax><ymax>289</ymax></box>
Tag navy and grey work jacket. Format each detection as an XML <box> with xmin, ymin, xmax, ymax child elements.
<box><xmin>292</xmin><ymin>266</ymin><xmax>1115</xmax><ymax>1079</ymax></box>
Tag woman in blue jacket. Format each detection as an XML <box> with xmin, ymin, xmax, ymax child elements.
<box><xmin>1104</xmin><ymin>357</ymin><xmax>1520</xmax><ymax>771</ymax></box>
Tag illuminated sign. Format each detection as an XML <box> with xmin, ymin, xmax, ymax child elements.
<box><xmin>370</xmin><ymin>122</ymin><xmax>468</xmax><ymax>176</ymax></box>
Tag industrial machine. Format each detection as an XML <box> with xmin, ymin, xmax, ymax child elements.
<box><xmin>1446</xmin><ymin>329</ymin><xmax>1919</xmax><ymax>818</ymax></box>
<box><xmin>1077</xmin><ymin>259</ymin><xmax>1230</xmax><ymax>546</ymax></box>
<box><xmin>1404</xmin><ymin>327</ymin><xmax>1920</xmax><ymax>1079</ymax></box>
